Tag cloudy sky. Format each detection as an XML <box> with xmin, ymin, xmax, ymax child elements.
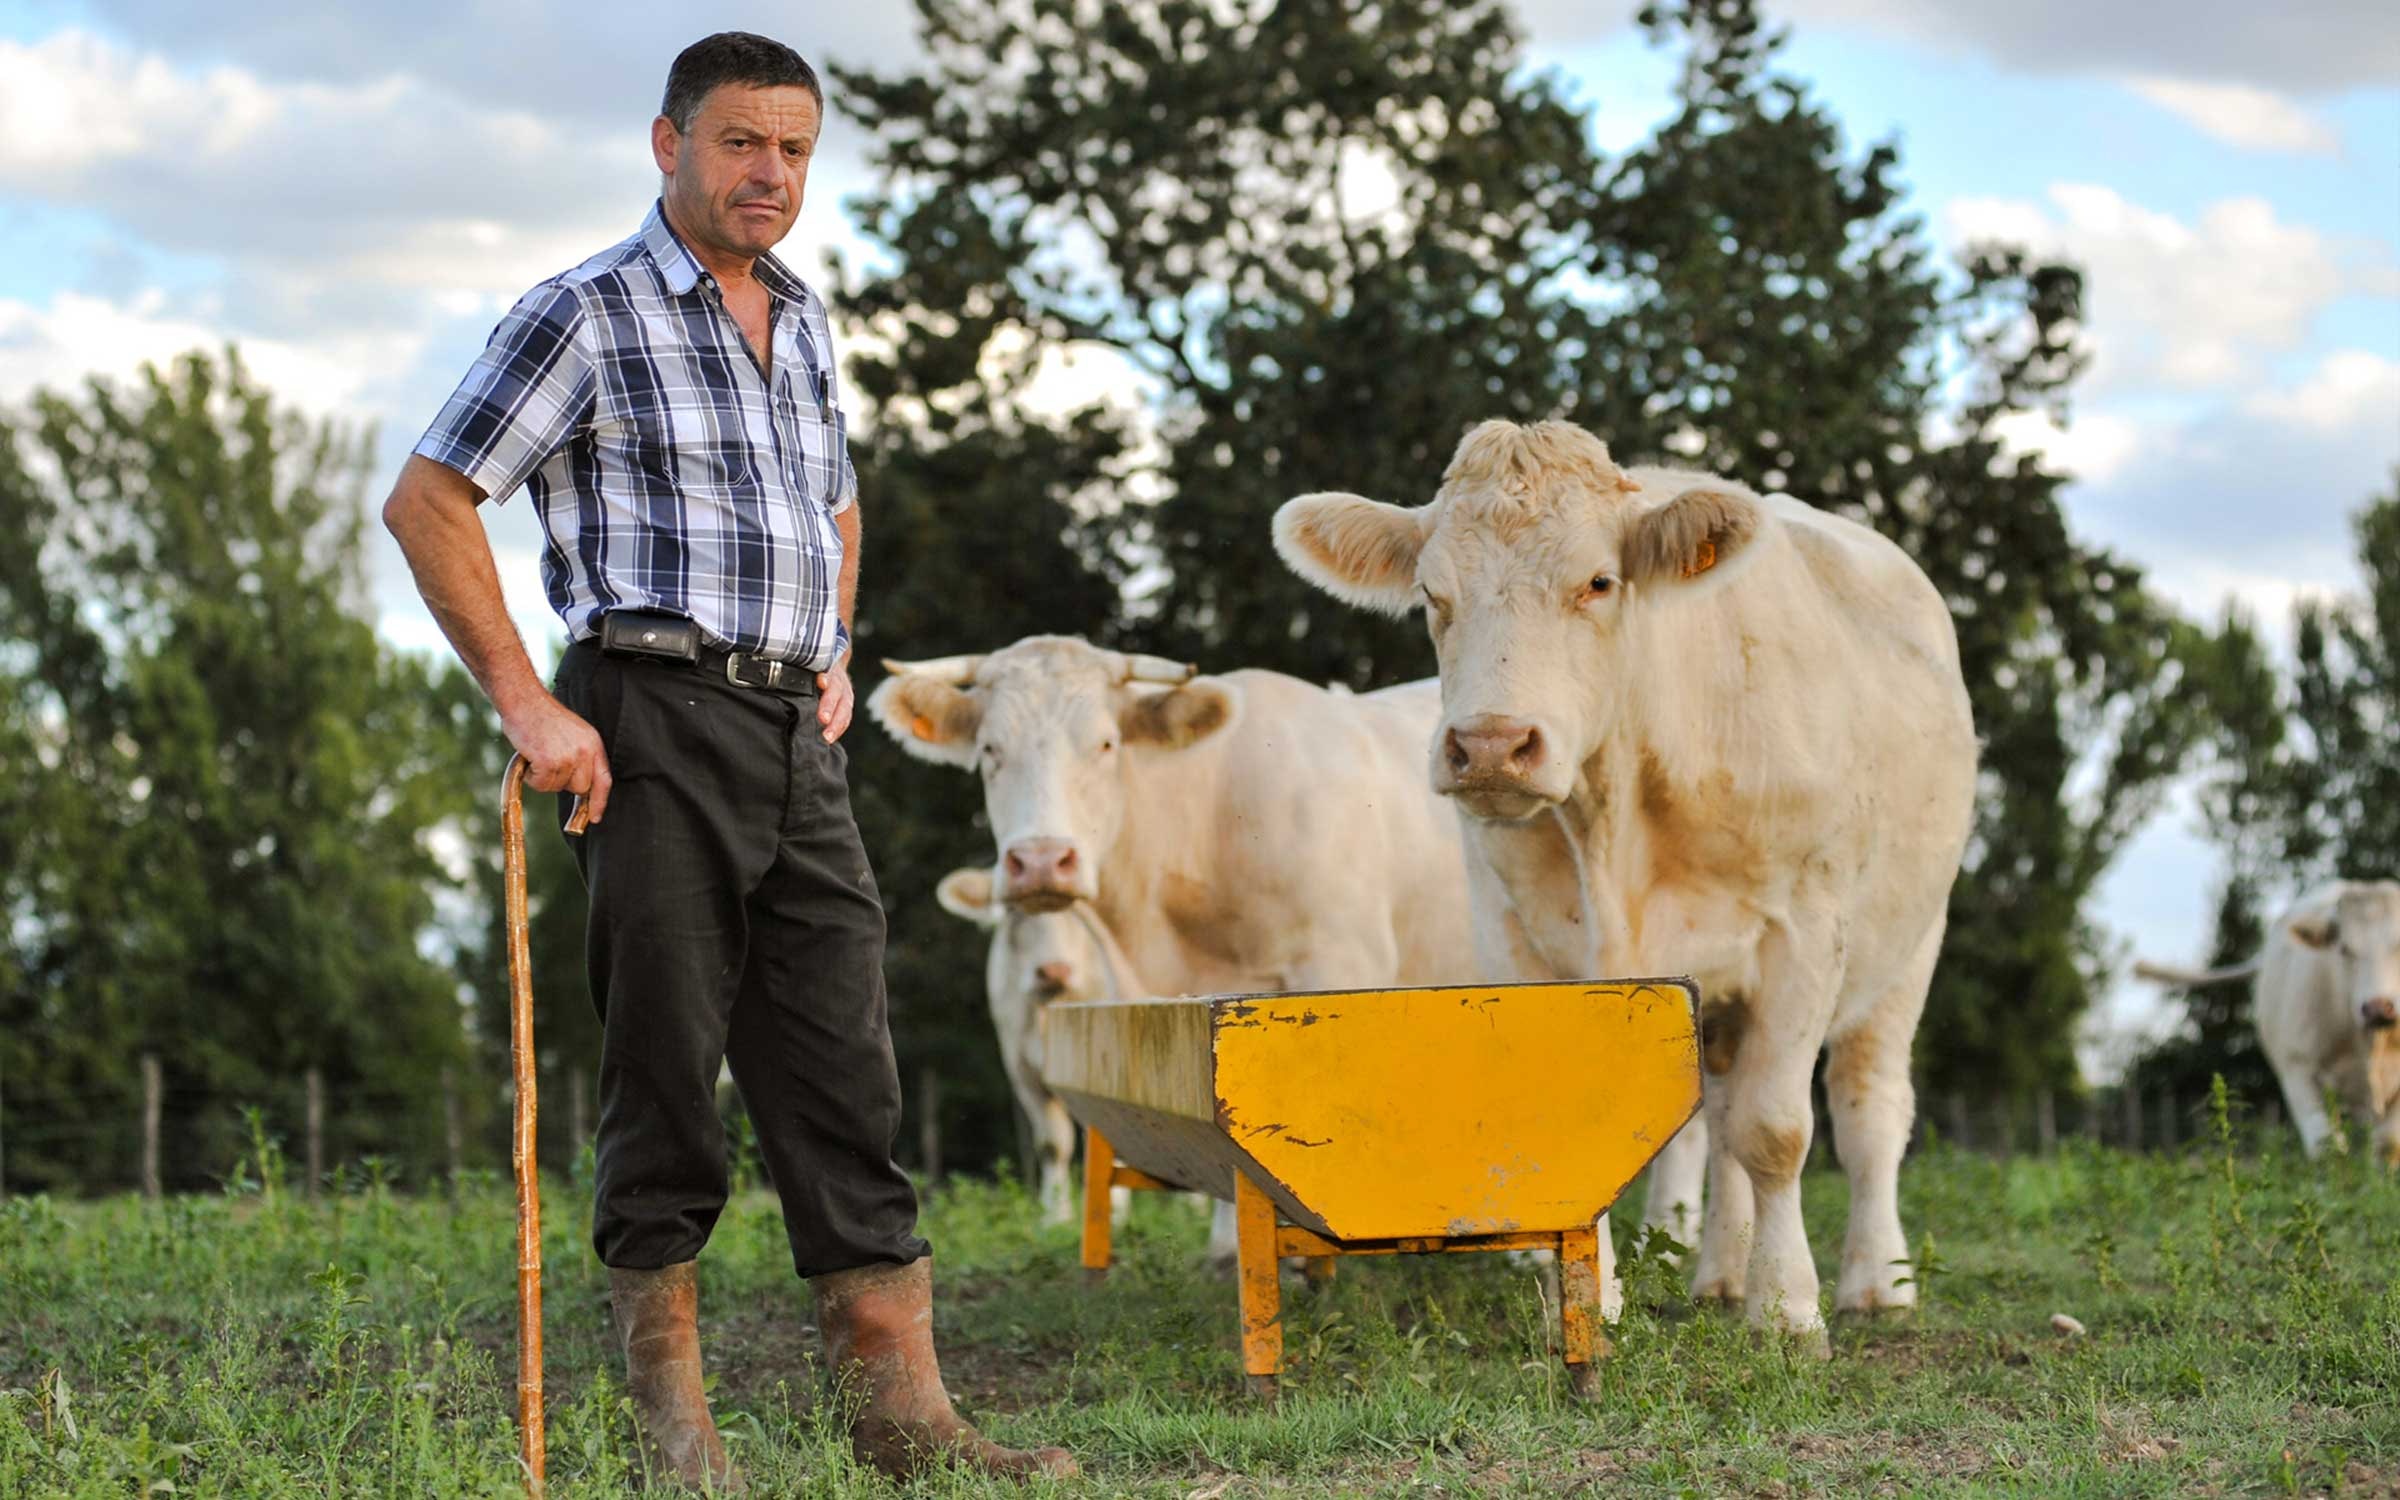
<box><xmin>3</xmin><ymin>1</ymin><xmax>2394</xmax><ymax>1066</ymax></box>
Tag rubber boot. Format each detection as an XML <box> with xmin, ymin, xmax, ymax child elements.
<box><xmin>609</xmin><ymin>1262</ymin><xmax>744</xmax><ymax>1493</ymax></box>
<box><xmin>811</xmin><ymin>1257</ymin><xmax>1078</xmax><ymax>1482</ymax></box>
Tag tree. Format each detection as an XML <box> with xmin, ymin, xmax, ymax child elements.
<box><xmin>0</xmin><ymin>351</ymin><xmax>483</xmax><ymax>1190</ymax></box>
<box><xmin>838</xmin><ymin>0</ymin><xmax>2235</xmax><ymax>1124</ymax></box>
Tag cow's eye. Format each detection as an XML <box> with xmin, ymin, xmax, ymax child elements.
<box><xmin>1585</xmin><ymin>574</ymin><xmax>1620</xmax><ymax>599</ymax></box>
<box><xmin>978</xmin><ymin>745</ymin><xmax>1001</xmax><ymax>771</ymax></box>
<box><xmin>1421</xmin><ymin>587</ymin><xmax>1454</xmax><ymax>624</ymax></box>
<box><xmin>1099</xmin><ymin>737</ymin><xmax>1117</xmax><ymax>754</ymax></box>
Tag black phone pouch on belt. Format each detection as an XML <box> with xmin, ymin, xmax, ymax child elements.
<box><xmin>597</xmin><ymin>610</ymin><xmax>702</xmax><ymax>665</ymax></box>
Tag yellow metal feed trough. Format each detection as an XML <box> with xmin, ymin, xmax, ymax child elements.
<box><xmin>1042</xmin><ymin>979</ymin><xmax>1702</xmax><ymax>1397</ymax></box>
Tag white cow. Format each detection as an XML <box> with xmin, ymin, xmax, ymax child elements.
<box><xmin>2135</xmin><ymin>879</ymin><xmax>2400</xmax><ymax>1167</ymax></box>
<box><xmin>1275</xmin><ymin>420</ymin><xmax>1978</xmax><ymax>1349</ymax></box>
<box><xmin>934</xmin><ymin>865</ymin><xmax>1144</xmax><ymax>1222</ymax></box>
<box><xmin>871</xmin><ymin>635</ymin><xmax>1704</xmax><ymax>1281</ymax></box>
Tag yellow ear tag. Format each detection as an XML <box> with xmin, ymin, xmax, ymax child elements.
<box><xmin>1681</xmin><ymin>538</ymin><xmax>1717</xmax><ymax>580</ymax></box>
<box><xmin>911</xmin><ymin>714</ymin><xmax>936</xmax><ymax>741</ymax></box>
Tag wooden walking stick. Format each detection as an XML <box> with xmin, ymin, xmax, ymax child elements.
<box><xmin>502</xmin><ymin>754</ymin><xmax>588</xmax><ymax>1497</ymax></box>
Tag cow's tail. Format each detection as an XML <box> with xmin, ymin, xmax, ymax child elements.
<box><xmin>2130</xmin><ymin>956</ymin><xmax>2263</xmax><ymax>987</ymax></box>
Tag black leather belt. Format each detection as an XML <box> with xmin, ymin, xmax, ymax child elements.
<box><xmin>702</xmin><ymin>641</ymin><xmax>818</xmax><ymax>695</ymax></box>
<box><xmin>592</xmin><ymin>611</ymin><xmax>817</xmax><ymax>696</ymax></box>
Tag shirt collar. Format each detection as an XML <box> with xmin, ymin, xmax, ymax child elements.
<box><xmin>640</xmin><ymin>198</ymin><xmax>810</xmax><ymax>306</ymax></box>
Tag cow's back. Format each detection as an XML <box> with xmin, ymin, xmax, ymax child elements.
<box><xmin>1109</xmin><ymin>670</ymin><xmax>1477</xmax><ymax>990</ymax></box>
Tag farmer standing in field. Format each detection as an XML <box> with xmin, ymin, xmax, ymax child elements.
<box><xmin>382</xmin><ymin>31</ymin><xmax>1077</xmax><ymax>1490</ymax></box>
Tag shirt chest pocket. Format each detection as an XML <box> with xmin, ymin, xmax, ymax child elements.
<box><xmin>597</xmin><ymin>385</ymin><xmax>761</xmax><ymax>494</ymax></box>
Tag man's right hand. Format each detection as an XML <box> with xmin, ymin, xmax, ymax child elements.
<box><xmin>504</xmin><ymin>691</ymin><xmax>612</xmax><ymax>826</ymax></box>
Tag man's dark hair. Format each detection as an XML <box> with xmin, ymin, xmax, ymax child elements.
<box><xmin>661</xmin><ymin>32</ymin><xmax>822</xmax><ymax>131</ymax></box>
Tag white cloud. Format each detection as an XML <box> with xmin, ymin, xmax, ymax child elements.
<box><xmin>0</xmin><ymin>289</ymin><xmax>416</xmax><ymax>414</ymax></box>
<box><xmin>1769</xmin><ymin>0</ymin><xmax>2400</xmax><ymax>96</ymax></box>
<box><xmin>1946</xmin><ymin>185</ymin><xmax>2384</xmax><ymax>396</ymax></box>
<box><xmin>1989</xmin><ymin>408</ymin><xmax>2144</xmax><ymax>485</ymax></box>
<box><xmin>2124</xmin><ymin>76</ymin><xmax>2338</xmax><ymax>155</ymax></box>
<box><xmin>2242</xmin><ymin>351</ymin><xmax>2400</xmax><ymax>435</ymax></box>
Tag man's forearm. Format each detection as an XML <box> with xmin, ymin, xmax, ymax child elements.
<box><xmin>836</xmin><ymin>502</ymin><xmax>862</xmax><ymax>659</ymax></box>
<box><xmin>384</xmin><ymin>459</ymin><xmax>547</xmax><ymax>719</ymax></box>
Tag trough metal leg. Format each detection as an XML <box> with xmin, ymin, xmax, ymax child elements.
<box><xmin>1234</xmin><ymin>1170</ymin><xmax>1282</xmax><ymax>1401</ymax></box>
<box><xmin>1558</xmin><ymin>1224</ymin><xmax>1610</xmax><ymax>1400</ymax></box>
<box><xmin>1080</xmin><ymin>1125</ymin><xmax>1116</xmax><ymax>1281</ymax></box>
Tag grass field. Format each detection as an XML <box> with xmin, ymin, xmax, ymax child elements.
<box><xmin>3</xmin><ymin>1104</ymin><xmax>2396</xmax><ymax>1497</ymax></box>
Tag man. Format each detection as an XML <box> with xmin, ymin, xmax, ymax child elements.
<box><xmin>384</xmin><ymin>32</ymin><xmax>1076</xmax><ymax>1489</ymax></box>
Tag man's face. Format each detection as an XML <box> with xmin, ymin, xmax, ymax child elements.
<box><xmin>652</xmin><ymin>82</ymin><xmax>820</xmax><ymax>261</ymax></box>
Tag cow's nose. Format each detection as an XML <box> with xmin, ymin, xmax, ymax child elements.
<box><xmin>2362</xmin><ymin>997</ymin><xmax>2398</xmax><ymax>1031</ymax></box>
<box><xmin>1002</xmin><ymin>839</ymin><xmax>1080</xmax><ymax>901</ymax></box>
<box><xmin>1033</xmin><ymin>960</ymin><xmax>1075</xmax><ymax>996</ymax></box>
<box><xmin>1445</xmin><ymin>716</ymin><xmax>1544</xmax><ymax>781</ymax></box>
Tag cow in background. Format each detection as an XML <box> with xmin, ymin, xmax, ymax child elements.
<box><xmin>873</xmin><ymin>635</ymin><xmax>1705</xmax><ymax>1290</ymax></box>
<box><xmin>2136</xmin><ymin>879</ymin><xmax>2400</xmax><ymax>1166</ymax></box>
<box><xmin>1275</xmin><ymin>419</ymin><xmax>1978</xmax><ymax>1350</ymax></box>
<box><xmin>934</xmin><ymin>865</ymin><xmax>1142</xmax><ymax>1223</ymax></box>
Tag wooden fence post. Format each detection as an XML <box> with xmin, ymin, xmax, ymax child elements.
<box><xmin>918</xmin><ymin>1067</ymin><xmax>944</xmax><ymax>1184</ymax></box>
<box><xmin>569</xmin><ymin>1069</ymin><xmax>591</xmax><ymax>1154</ymax></box>
<box><xmin>1945</xmin><ymin>1091</ymin><xmax>1970</xmax><ymax>1150</ymax></box>
<box><xmin>304</xmin><ymin>1067</ymin><xmax>325</xmax><ymax>1198</ymax></box>
<box><xmin>2121</xmin><ymin>1085</ymin><xmax>2142</xmax><ymax>1152</ymax></box>
<box><xmin>141</xmin><ymin>1054</ymin><xmax>163</xmax><ymax>1199</ymax></box>
<box><xmin>442</xmin><ymin>1069</ymin><xmax>464</xmax><ymax>1194</ymax></box>
<box><xmin>2036</xmin><ymin>1089</ymin><xmax>2057</xmax><ymax>1155</ymax></box>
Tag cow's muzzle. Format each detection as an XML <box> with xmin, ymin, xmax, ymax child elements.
<box><xmin>1002</xmin><ymin>838</ymin><xmax>1087</xmax><ymax>911</ymax></box>
<box><xmin>1434</xmin><ymin>714</ymin><xmax>1562</xmax><ymax>819</ymax></box>
<box><xmin>2363</xmin><ymin>997</ymin><xmax>2398</xmax><ymax>1032</ymax></box>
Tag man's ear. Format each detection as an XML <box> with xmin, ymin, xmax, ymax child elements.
<box><xmin>1120</xmin><ymin>679</ymin><xmax>1239</xmax><ymax>750</ymax></box>
<box><xmin>1622</xmin><ymin>485</ymin><xmax>1767</xmax><ymax>593</ymax></box>
<box><xmin>935</xmin><ymin>867</ymin><xmax>1001</xmax><ymax>926</ymax></box>
<box><xmin>866</xmin><ymin>671</ymin><xmax>983</xmax><ymax>768</ymax></box>
<box><xmin>1273</xmin><ymin>492</ymin><xmax>1428</xmax><ymax>616</ymax></box>
<box><xmin>650</xmin><ymin>114</ymin><xmax>680</xmax><ymax>176</ymax></box>
<box><xmin>2290</xmin><ymin>914</ymin><xmax>2340</xmax><ymax>949</ymax></box>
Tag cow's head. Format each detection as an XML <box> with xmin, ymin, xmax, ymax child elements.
<box><xmin>936</xmin><ymin>865</ymin><xmax>1119</xmax><ymax>1006</ymax></box>
<box><xmin>2291</xmin><ymin>882</ymin><xmax>2400</xmax><ymax>1050</ymax></box>
<box><xmin>870</xmin><ymin>636</ymin><xmax>1238</xmax><ymax>909</ymax></box>
<box><xmin>1274</xmin><ymin>419</ymin><xmax>1766</xmax><ymax>820</ymax></box>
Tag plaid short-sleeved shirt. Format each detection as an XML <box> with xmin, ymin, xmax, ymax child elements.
<box><xmin>416</xmin><ymin>200</ymin><xmax>856</xmax><ymax>669</ymax></box>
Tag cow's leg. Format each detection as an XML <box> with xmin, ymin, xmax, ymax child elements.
<box><xmin>1723</xmin><ymin>916</ymin><xmax>1840</xmax><ymax>1350</ymax></box>
<box><xmin>1689</xmin><ymin>1076</ymin><xmax>1753</xmax><ymax>1303</ymax></box>
<box><xmin>1206</xmin><ymin>1198</ymin><xmax>1240</xmax><ymax>1269</ymax></box>
<box><xmin>2271</xmin><ymin>1052</ymin><xmax>2339</xmax><ymax>1158</ymax></box>
<box><xmin>1825</xmin><ymin>925</ymin><xmax>1936</xmax><ymax>1315</ymax></box>
<box><xmin>1038</xmin><ymin>1095</ymin><xmax>1078</xmax><ymax>1226</ymax></box>
<box><xmin>1640</xmin><ymin>1115</ymin><xmax>1708</xmax><ymax>1263</ymax></box>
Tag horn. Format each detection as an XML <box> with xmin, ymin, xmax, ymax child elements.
<box><xmin>1114</xmin><ymin>651</ymin><xmax>1198</xmax><ymax>685</ymax></box>
<box><xmin>881</xmin><ymin>653</ymin><xmax>986</xmax><ymax>685</ymax></box>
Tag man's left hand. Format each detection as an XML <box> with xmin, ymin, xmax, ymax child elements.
<box><xmin>816</xmin><ymin>656</ymin><xmax>854</xmax><ymax>742</ymax></box>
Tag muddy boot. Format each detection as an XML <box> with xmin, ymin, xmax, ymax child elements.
<box><xmin>811</xmin><ymin>1257</ymin><xmax>1079</xmax><ymax>1482</ymax></box>
<box><xmin>609</xmin><ymin>1262</ymin><xmax>743</xmax><ymax>1493</ymax></box>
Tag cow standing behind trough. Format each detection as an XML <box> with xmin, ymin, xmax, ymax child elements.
<box><xmin>870</xmin><ymin>637</ymin><xmax>1708</xmax><ymax>1279</ymax></box>
<box><xmin>934</xmin><ymin>865</ymin><xmax>1144</xmax><ymax>1222</ymax></box>
<box><xmin>2135</xmin><ymin>879</ymin><xmax>2400</xmax><ymax>1166</ymax></box>
<box><xmin>1275</xmin><ymin>420</ymin><xmax>1978</xmax><ymax>1351</ymax></box>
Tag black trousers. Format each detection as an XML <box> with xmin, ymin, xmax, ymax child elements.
<box><xmin>552</xmin><ymin>641</ymin><xmax>927</xmax><ymax>1277</ymax></box>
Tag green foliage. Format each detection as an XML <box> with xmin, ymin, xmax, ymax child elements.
<box><xmin>835</xmin><ymin>0</ymin><xmax>2231</xmax><ymax>1125</ymax></box>
<box><xmin>0</xmin><ymin>351</ymin><xmax>484</xmax><ymax>1191</ymax></box>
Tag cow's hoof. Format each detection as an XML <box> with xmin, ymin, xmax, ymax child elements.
<box><xmin>1691</xmin><ymin>1278</ymin><xmax>1744</xmax><ymax>1307</ymax></box>
<box><xmin>1834</xmin><ymin>1294</ymin><xmax>1916</xmax><ymax>1322</ymax></box>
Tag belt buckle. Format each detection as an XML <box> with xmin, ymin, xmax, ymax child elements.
<box><xmin>724</xmin><ymin>650</ymin><xmax>786</xmax><ymax>689</ymax></box>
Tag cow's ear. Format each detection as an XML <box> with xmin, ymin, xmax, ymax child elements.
<box><xmin>867</xmin><ymin>671</ymin><xmax>983</xmax><ymax>767</ymax></box>
<box><xmin>935</xmin><ymin>867</ymin><xmax>1001</xmax><ymax>926</ymax></box>
<box><xmin>1120</xmin><ymin>678</ymin><xmax>1239</xmax><ymax>750</ymax></box>
<box><xmin>2290</xmin><ymin>914</ymin><xmax>2340</xmax><ymax>949</ymax></box>
<box><xmin>1623</xmin><ymin>486</ymin><xmax>1766</xmax><ymax>593</ymax></box>
<box><xmin>1273</xmin><ymin>492</ymin><xmax>1428</xmax><ymax>616</ymax></box>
